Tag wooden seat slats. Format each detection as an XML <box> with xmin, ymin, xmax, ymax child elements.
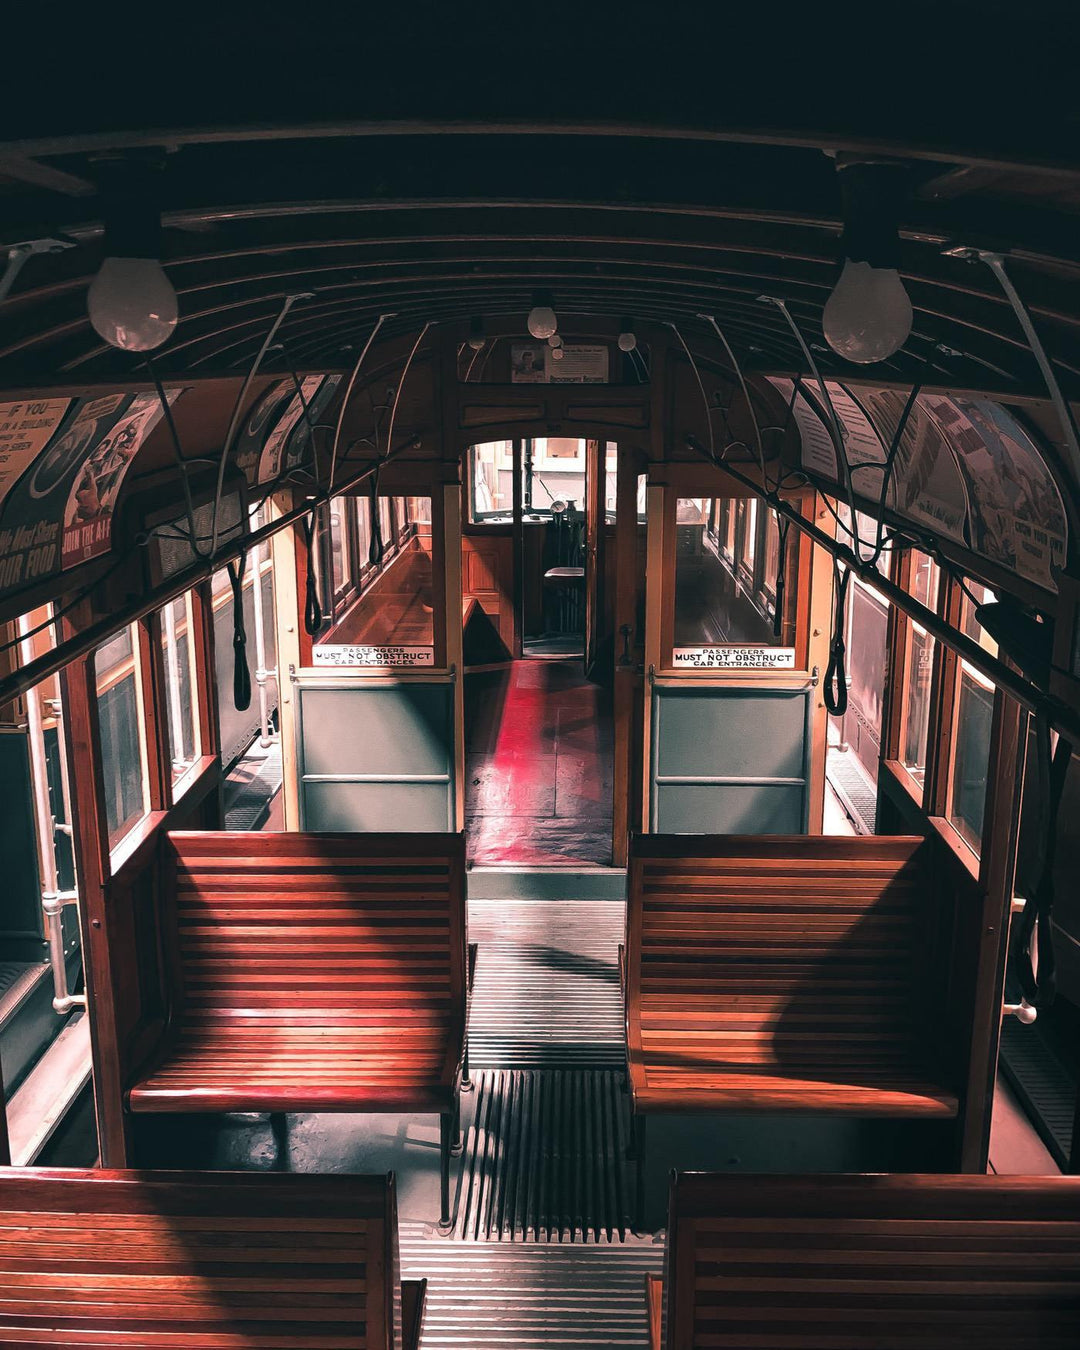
<box><xmin>0</xmin><ymin>1168</ymin><xmax>424</xmax><ymax>1350</ymax></box>
<box><xmin>652</xmin><ymin>1173</ymin><xmax>1080</xmax><ymax>1350</ymax></box>
<box><xmin>127</xmin><ymin>830</ymin><xmax>467</xmax><ymax>1116</ymax></box>
<box><xmin>625</xmin><ymin>834</ymin><xmax>958</xmax><ymax>1121</ymax></box>
<box><xmin>125</xmin><ymin>831</ymin><xmax>468</xmax><ymax>1228</ymax></box>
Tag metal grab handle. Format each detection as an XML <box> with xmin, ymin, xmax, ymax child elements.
<box><xmin>1004</xmin><ymin>999</ymin><xmax>1037</xmax><ymax>1025</ymax></box>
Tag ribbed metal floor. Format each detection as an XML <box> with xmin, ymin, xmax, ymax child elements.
<box><xmin>467</xmin><ymin>900</ymin><xmax>625</xmax><ymax>1068</ymax></box>
<box><xmin>1000</xmin><ymin>1016</ymin><xmax>1077</xmax><ymax>1168</ymax></box>
<box><xmin>453</xmin><ymin>1069</ymin><xmax>632</xmax><ymax>1242</ymax></box>
<box><xmin>826</xmin><ymin>747</ymin><xmax>877</xmax><ymax>834</ymax></box>
<box><xmin>400</xmin><ymin>1224</ymin><xmax>662</xmax><ymax>1347</ymax></box>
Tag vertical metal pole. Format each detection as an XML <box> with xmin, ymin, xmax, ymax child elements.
<box><xmin>249</xmin><ymin>530</ymin><xmax>276</xmax><ymax>747</ymax></box>
<box><xmin>17</xmin><ymin>615</ymin><xmax>84</xmax><ymax>1014</ymax></box>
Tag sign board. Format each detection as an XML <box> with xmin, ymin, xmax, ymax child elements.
<box><xmin>62</xmin><ymin>390</ymin><xmax>178</xmax><ymax>568</ymax></box>
<box><xmin>0</xmin><ymin>398</ymin><xmax>72</xmax><ymax>511</ymax></box>
<box><xmin>510</xmin><ymin>342</ymin><xmax>610</xmax><ymax>384</ymax></box>
<box><xmin>673</xmin><ymin>646</ymin><xmax>797</xmax><ymax>670</ymax></box>
<box><xmin>312</xmin><ymin>644</ymin><xmax>436</xmax><ymax>668</ymax></box>
<box><xmin>0</xmin><ymin>389</ymin><xmax>184</xmax><ymax>595</ymax></box>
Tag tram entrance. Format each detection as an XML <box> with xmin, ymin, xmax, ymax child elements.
<box><xmin>462</xmin><ymin>439</ymin><xmax>617</xmax><ymax>866</ymax></box>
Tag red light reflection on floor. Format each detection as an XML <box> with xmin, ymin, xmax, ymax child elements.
<box><xmin>465</xmin><ymin>659</ymin><xmax>613</xmax><ymax>866</ymax></box>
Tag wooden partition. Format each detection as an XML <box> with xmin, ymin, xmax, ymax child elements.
<box><xmin>653</xmin><ymin>1171</ymin><xmax>1080</xmax><ymax>1349</ymax></box>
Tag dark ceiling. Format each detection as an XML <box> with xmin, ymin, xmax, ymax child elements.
<box><xmin>2</xmin><ymin>3</ymin><xmax>1080</xmax><ymax>396</ymax></box>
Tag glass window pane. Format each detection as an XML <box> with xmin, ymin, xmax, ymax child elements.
<box><xmin>468</xmin><ymin>441</ymin><xmax>513</xmax><ymax>522</ymax></box>
<box><xmin>329</xmin><ymin>496</ymin><xmax>351</xmax><ymax>595</ymax></box>
<box><xmin>355</xmin><ymin>496</ymin><xmax>372</xmax><ymax>569</ymax></box>
<box><xmin>673</xmin><ymin>496</ymin><xmax>796</xmax><ymax>649</ymax></box>
<box><xmin>948</xmin><ymin>663</ymin><xmax>994</xmax><ymax>854</ymax></box>
<box><xmin>900</xmin><ymin>551</ymin><xmax>939</xmax><ymax>785</ymax></box>
<box><xmin>317</xmin><ymin>496</ymin><xmax>435</xmax><ymax>650</ymax></box>
<box><xmin>94</xmin><ymin>624</ymin><xmax>150</xmax><ymax>848</ymax></box>
<box><xmin>378</xmin><ymin>496</ymin><xmax>393</xmax><ymax>552</ymax></box>
<box><xmin>524</xmin><ymin>438</ymin><xmax>586</xmax><ymax>516</ymax></box>
<box><xmin>160</xmin><ymin>593</ymin><xmax>200</xmax><ymax>785</ymax></box>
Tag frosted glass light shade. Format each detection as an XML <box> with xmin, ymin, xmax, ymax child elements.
<box><xmin>88</xmin><ymin>256</ymin><xmax>178</xmax><ymax>351</ymax></box>
<box><xmin>618</xmin><ymin>329</ymin><xmax>637</xmax><ymax>352</ymax></box>
<box><xmin>527</xmin><ymin>305</ymin><xmax>558</xmax><ymax>340</ymax></box>
<box><xmin>822</xmin><ymin>259</ymin><xmax>912</xmax><ymax>364</ymax></box>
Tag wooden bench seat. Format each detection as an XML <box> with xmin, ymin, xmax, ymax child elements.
<box><xmin>127</xmin><ymin>830</ymin><xmax>469</xmax><ymax>1229</ymax></box>
<box><xmin>649</xmin><ymin>1171</ymin><xmax>1080</xmax><ymax>1349</ymax></box>
<box><xmin>626</xmin><ymin>833</ymin><xmax>957</xmax><ymax>1118</ymax></box>
<box><xmin>0</xmin><ymin>1167</ymin><xmax>425</xmax><ymax>1349</ymax></box>
<box><xmin>624</xmin><ymin>834</ymin><xmax>959</xmax><ymax>1219</ymax></box>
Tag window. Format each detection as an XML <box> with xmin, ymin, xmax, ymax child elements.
<box><xmin>899</xmin><ymin>551</ymin><xmax>939</xmax><ymax>787</ymax></box>
<box><xmin>672</xmin><ymin>496</ymin><xmax>797</xmax><ymax>651</ymax></box>
<box><xmin>94</xmin><ymin>624</ymin><xmax>151</xmax><ymax>849</ymax></box>
<box><xmin>468</xmin><ymin>441</ymin><xmax>513</xmax><ymax>522</ymax></box>
<box><xmin>329</xmin><ymin>495</ymin><xmax>352</xmax><ymax>597</ymax></box>
<box><xmin>946</xmin><ymin>582</ymin><xmax>997</xmax><ymax>854</ymax></box>
<box><xmin>355</xmin><ymin>496</ymin><xmax>372</xmax><ymax>570</ymax></box>
<box><xmin>378</xmin><ymin>496</ymin><xmax>393</xmax><ymax>551</ymax></box>
<box><xmin>159</xmin><ymin>593</ymin><xmax>201</xmax><ymax>787</ymax></box>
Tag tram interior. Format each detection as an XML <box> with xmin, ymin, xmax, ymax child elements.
<box><xmin>2</xmin><ymin>20</ymin><xmax>1080</xmax><ymax>1344</ymax></box>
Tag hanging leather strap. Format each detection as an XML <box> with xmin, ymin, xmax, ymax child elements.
<box><xmin>772</xmin><ymin>514</ymin><xmax>790</xmax><ymax>639</ymax></box>
<box><xmin>1015</xmin><ymin>713</ymin><xmax>1072</xmax><ymax>1008</ymax></box>
<box><xmin>225</xmin><ymin>550</ymin><xmax>252</xmax><ymax>711</ymax></box>
<box><xmin>301</xmin><ymin>510</ymin><xmax>323</xmax><ymax>635</ymax></box>
<box><xmin>368</xmin><ymin>473</ymin><xmax>384</xmax><ymax>567</ymax></box>
<box><xmin>823</xmin><ymin>559</ymin><xmax>851</xmax><ymax>716</ymax></box>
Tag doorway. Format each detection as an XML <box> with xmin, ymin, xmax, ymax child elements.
<box><xmin>462</xmin><ymin>439</ymin><xmax>618</xmax><ymax>866</ymax></box>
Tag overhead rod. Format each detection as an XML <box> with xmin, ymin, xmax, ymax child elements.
<box><xmin>0</xmin><ymin>437</ymin><xmax>420</xmax><ymax>706</ymax></box>
<box><xmin>684</xmin><ymin>433</ymin><xmax>1080</xmax><ymax>742</ymax></box>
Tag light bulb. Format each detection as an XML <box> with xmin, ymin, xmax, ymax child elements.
<box><xmin>550</xmin><ymin>345</ymin><xmax>564</xmax><ymax>360</ymax></box>
<box><xmin>527</xmin><ymin>305</ymin><xmax>558</xmax><ymax>340</ymax></box>
<box><xmin>467</xmin><ymin>316</ymin><xmax>485</xmax><ymax>350</ymax></box>
<box><xmin>547</xmin><ymin>333</ymin><xmax>563</xmax><ymax>349</ymax></box>
<box><xmin>618</xmin><ymin>328</ymin><xmax>637</xmax><ymax>352</ymax></box>
<box><xmin>822</xmin><ymin>258</ymin><xmax>912</xmax><ymax>364</ymax></box>
<box><xmin>88</xmin><ymin>256</ymin><xmax>178</xmax><ymax>352</ymax></box>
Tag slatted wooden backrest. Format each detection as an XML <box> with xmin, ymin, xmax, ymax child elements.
<box><xmin>0</xmin><ymin>1168</ymin><xmax>402</xmax><ymax>1349</ymax></box>
<box><xmin>665</xmin><ymin>1172</ymin><xmax>1080</xmax><ymax>1349</ymax></box>
<box><xmin>626</xmin><ymin>833</ymin><xmax>936</xmax><ymax>1076</ymax></box>
<box><xmin>161</xmin><ymin>831</ymin><xmax>467</xmax><ymax>1020</ymax></box>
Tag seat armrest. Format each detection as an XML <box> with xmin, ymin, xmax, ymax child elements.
<box><xmin>644</xmin><ymin>1272</ymin><xmax>663</xmax><ymax>1350</ymax></box>
<box><xmin>618</xmin><ymin>943</ymin><xmax>626</xmax><ymax>993</ymax></box>
<box><xmin>402</xmin><ymin>1277</ymin><xmax>427</xmax><ymax>1350</ymax></box>
<box><xmin>468</xmin><ymin>941</ymin><xmax>478</xmax><ymax>995</ymax></box>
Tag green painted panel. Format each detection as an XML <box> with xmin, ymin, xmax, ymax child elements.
<box><xmin>650</xmin><ymin>685</ymin><xmax>811</xmax><ymax>834</ymax></box>
<box><xmin>296</xmin><ymin>679</ymin><xmax>454</xmax><ymax>831</ymax></box>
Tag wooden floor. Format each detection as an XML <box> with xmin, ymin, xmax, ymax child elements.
<box><xmin>465</xmin><ymin>660</ymin><xmax>613</xmax><ymax>866</ymax></box>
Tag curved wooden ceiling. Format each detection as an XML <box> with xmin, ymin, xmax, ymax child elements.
<box><xmin>2</xmin><ymin>7</ymin><xmax>1079</xmax><ymax>398</ymax></box>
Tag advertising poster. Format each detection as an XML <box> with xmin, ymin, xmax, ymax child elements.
<box><xmin>285</xmin><ymin>374</ymin><xmax>341</xmax><ymax>470</ymax></box>
<box><xmin>0</xmin><ymin>393</ymin><xmax>128</xmax><ymax>593</ymax></box>
<box><xmin>769</xmin><ymin>378</ymin><xmax>839</xmax><ymax>479</ymax></box>
<box><xmin>62</xmin><ymin>390</ymin><xmax>179</xmax><ymax>569</ymax></box>
<box><xmin>232</xmin><ymin>380</ymin><xmax>294</xmax><ymax>486</ymax></box>
<box><xmin>256</xmin><ymin>375</ymin><xmax>324</xmax><ymax>484</ymax></box>
<box><xmin>510</xmin><ymin>342</ymin><xmax>547</xmax><ymax>383</ymax></box>
<box><xmin>510</xmin><ymin>343</ymin><xmax>611</xmax><ymax>384</ymax></box>
<box><xmin>0</xmin><ymin>398</ymin><xmax>72</xmax><ymax>510</ymax></box>
<box><xmin>843</xmin><ymin>388</ymin><xmax>969</xmax><ymax>545</ymax></box>
<box><xmin>547</xmin><ymin>344</ymin><xmax>609</xmax><ymax>384</ymax></box>
<box><xmin>922</xmin><ymin>394</ymin><xmax>1067</xmax><ymax>590</ymax></box>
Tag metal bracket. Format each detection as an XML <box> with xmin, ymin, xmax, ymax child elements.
<box><xmin>0</xmin><ymin>238</ymin><xmax>74</xmax><ymax>306</ymax></box>
<box><xmin>1003</xmin><ymin>998</ymin><xmax>1037</xmax><ymax>1025</ymax></box>
<box><xmin>811</xmin><ymin>665</ymin><xmax>820</xmax><ymax>687</ymax></box>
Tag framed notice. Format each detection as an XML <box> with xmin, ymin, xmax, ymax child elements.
<box><xmin>510</xmin><ymin>341</ymin><xmax>611</xmax><ymax>384</ymax></box>
<box><xmin>312</xmin><ymin>644</ymin><xmax>436</xmax><ymax>668</ymax></box>
<box><xmin>673</xmin><ymin>646</ymin><xmax>796</xmax><ymax>670</ymax></box>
